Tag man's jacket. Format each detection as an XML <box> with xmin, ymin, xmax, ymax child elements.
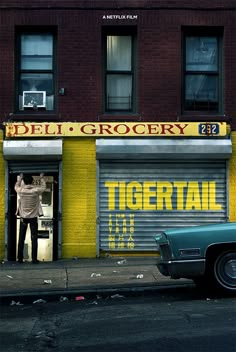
<box><xmin>15</xmin><ymin>177</ymin><xmax>46</xmax><ymax>218</ymax></box>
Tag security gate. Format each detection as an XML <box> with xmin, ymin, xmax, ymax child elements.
<box><xmin>98</xmin><ymin>161</ymin><xmax>227</xmax><ymax>252</ymax></box>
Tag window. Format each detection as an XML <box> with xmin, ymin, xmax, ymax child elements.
<box><xmin>183</xmin><ymin>29</ymin><xmax>223</xmax><ymax>114</ymax></box>
<box><xmin>104</xmin><ymin>28</ymin><xmax>136</xmax><ymax>113</ymax></box>
<box><xmin>16</xmin><ymin>31</ymin><xmax>56</xmax><ymax>112</ymax></box>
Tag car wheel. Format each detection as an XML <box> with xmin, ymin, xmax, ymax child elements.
<box><xmin>214</xmin><ymin>251</ymin><xmax>236</xmax><ymax>292</ymax></box>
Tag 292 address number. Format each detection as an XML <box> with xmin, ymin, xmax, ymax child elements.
<box><xmin>199</xmin><ymin>123</ymin><xmax>220</xmax><ymax>135</ymax></box>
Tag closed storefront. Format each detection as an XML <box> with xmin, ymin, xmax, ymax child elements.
<box><xmin>2</xmin><ymin>122</ymin><xmax>233</xmax><ymax>259</ymax></box>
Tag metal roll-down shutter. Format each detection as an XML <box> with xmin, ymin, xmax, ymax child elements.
<box><xmin>99</xmin><ymin>161</ymin><xmax>227</xmax><ymax>252</ymax></box>
<box><xmin>7</xmin><ymin>161</ymin><xmax>59</xmax><ymax>174</ymax></box>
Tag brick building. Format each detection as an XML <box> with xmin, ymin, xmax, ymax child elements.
<box><xmin>0</xmin><ymin>0</ymin><xmax>235</xmax><ymax>261</ymax></box>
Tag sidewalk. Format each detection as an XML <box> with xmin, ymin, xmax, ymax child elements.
<box><xmin>0</xmin><ymin>257</ymin><xmax>193</xmax><ymax>303</ymax></box>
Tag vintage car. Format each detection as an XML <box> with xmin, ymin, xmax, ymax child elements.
<box><xmin>154</xmin><ymin>222</ymin><xmax>236</xmax><ymax>292</ymax></box>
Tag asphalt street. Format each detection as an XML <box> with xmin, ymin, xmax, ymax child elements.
<box><xmin>0</xmin><ymin>286</ymin><xmax>235</xmax><ymax>352</ymax></box>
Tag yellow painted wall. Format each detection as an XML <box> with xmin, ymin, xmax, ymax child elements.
<box><xmin>0</xmin><ymin>132</ymin><xmax>234</xmax><ymax>260</ymax></box>
<box><xmin>229</xmin><ymin>131</ymin><xmax>236</xmax><ymax>222</ymax></box>
<box><xmin>62</xmin><ymin>138</ymin><xmax>97</xmax><ymax>258</ymax></box>
<box><xmin>0</xmin><ymin>131</ymin><xmax>5</xmax><ymax>259</ymax></box>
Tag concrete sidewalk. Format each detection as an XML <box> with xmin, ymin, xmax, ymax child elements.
<box><xmin>0</xmin><ymin>257</ymin><xmax>193</xmax><ymax>303</ymax></box>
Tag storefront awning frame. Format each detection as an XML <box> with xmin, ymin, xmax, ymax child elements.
<box><xmin>3</xmin><ymin>140</ymin><xmax>63</xmax><ymax>160</ymax></box>
<box><xmin>96</xmin><ymin>138</ymin><xmax>232</xmax><ymax>160</ymax></box>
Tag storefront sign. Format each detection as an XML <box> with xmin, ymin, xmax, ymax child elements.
<box><xmin>107</xmin><ymin>213</ymin><xmax>135</xmax><ymax>250</ymax></box>
<box><xmin>105</xmin><ymin>180</ymin><xmax>222</xmax><ymax>211</ymax></box>
<box><xmin>5</xmin><ymin>122</ymin><xmax>228</xmax><ymax>138</ymax></box>
<box><xmin>104</xmin><ymin>178</ymin><xmax>223</xmax><ymax>251</ymax></box>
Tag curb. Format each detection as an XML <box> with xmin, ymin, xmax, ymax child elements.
<box><xmin>0</xmin><ymin>280</ymin><xmax>194</xmax><ymax>305</ymax></box>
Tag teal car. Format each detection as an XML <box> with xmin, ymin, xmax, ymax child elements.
<box><xmin>154</xmin><ymin>222</ymin><xmax>236</xmax><ymax>292</ymax></box>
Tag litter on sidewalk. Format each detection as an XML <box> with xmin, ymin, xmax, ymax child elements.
<box><xmin>0</xmin><ymin>257</ymin><xmax>191</xmax><ymax>303</ymax></box>
<box><xmin>10</xmin><ymin>300</ymin><xmax>23</xmax><ymax>306</ymax></box>
<box><xmin>59</xmin><ymin>296</ymin><xmax>68</xmax><ymax>302</ymax></box>
<box><xmin>117</xmin><ymin>259</ymin><xmax>127</xmax><ymax>265</ymax></box>
<box><xmin>136</xmin><ymin>274</ymin><xmax>144</xmax><ymax>279</ymax></box>
<box><xmin>90</xmin><ymin>273</ymin><xmax>101</xmax><ymax>278</ymax></box>
<box><xmin>75</xmin><ymin>296</ymin><xmax>85</xmax><ymax>301</ymax></box>
<box><xmin>33</xmin><ymin>299</ymin><xmax>47</xmax><ymax>304</ymax></box>
<box><xmin>110</xmin><ymin>294</ymin><xmax>125</xmax><ymax>299</ymax></box>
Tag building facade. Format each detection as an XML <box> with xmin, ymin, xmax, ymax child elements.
<box><xmin>0</xmin><ymin>0</ymin><xmax>235</xmax><ymax>261</ymax></box>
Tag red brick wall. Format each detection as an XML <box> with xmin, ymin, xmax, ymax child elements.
<box><xmin>0</xmin><ymin>0</ymin><xmax>235</xmax><ymax>129</ymax></box>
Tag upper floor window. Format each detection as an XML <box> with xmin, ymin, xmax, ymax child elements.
<box><xmin>16</xmin><ymin>31</ymin><xmax>56</xmax><ymax>113</ymax></box>
<box><xmin>183</xmin><ymin>29</ymin><xmax>223</xmax><ymax>114</ymax></box>
<box><xmin>104</xmin><ymin>27</ymin><xmax>136</xmax><ymax>113</ymax></box>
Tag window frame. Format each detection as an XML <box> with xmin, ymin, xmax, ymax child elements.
<box><xmin>102</xmin><ymin>26</ymin><xmax>137</xmax><ymax>115</ymax></box>
<box><xmin>182</xmin><ymin>27</ymin><xmax>223</xmax><ymax>116</ymax></box>
<box><xmin>15</xmin><ymin>27</ymin><xmax>57</xmax><ymax>115</ymax></box>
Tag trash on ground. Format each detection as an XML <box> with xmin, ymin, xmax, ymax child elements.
<box><xmin>110</xmin><ymin>294</ymin><xmax>125</xmax><ymax>299</ymax></box>
<box><xmin>88</xmin><ymin>301</ymin><xmax>98</xmax><ymax>305</ymax></box>
<box><xmin>43</xmin><ymin>279</ymin><xmax>52</xmax><ymax>284</ymax></box>
<box><xmin>10</xmin><ymin>300</ymin><xmax>23</xmax><ymax>306</ymax></box>
<box><xmin>136</xmin><ymin>274</ymin><xmax>144</xmax><ymax>279</ymax></box>
<box><xmin>117</xmin><ymin>259</ymin><xmax>127</xmax><ymax>265</ymax></box>
<box><xmin>96</xmin><ymin>295</ymin><xmax>102</xmax><ymax>300</ymax></box>
<box><xmin>33</xmin><ymin>299</ymin><xmax>47</xmax><ymax>304</ymax></box>
<box><xmin>60</xmin><ymin>296</ymin><xmax>69</xmax><ymax>302</ymax></box>
<box><xmin>90</xmin><ymin>273</ymin><xmax>101</xmax><ymax>277</ymax></box>
<box><xmin>73</xmin><ymin>256</ymin><xmax>78</xmax><ymax>260</ymax></box>
<box><xmin>35</xmin><ymin>331</ymin><xmax>44</xmax><ymax>338</ymax></box>
<box><xmin>75</xmin><ymin>296</ymin><xmax>85</xmax><ymax>301</ymax></box>
<box><xmin>6</xmin><ymin>275</ymin><xmax>13</xmax><ymax>279</ymax></box>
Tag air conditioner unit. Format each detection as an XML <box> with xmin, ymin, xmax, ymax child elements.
<box><xmin>23</xmin><ymin>91</ymin><xmax>46</xmax><ymax>109</ymax></box>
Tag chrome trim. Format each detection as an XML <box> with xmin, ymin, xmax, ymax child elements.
<box><xmin>167</xmin><ymin>259</ymin><xmax>205</xmax><ymax>265</ymax></box>
<box><xmin>225</xmin><ymin>259</ymin><xmax>236</xmax><ymax>279</ymax></box>
<box><xmin>178</xmin><ymin>248</ymin><xmax>201</xmax><ymax>257</ymax></box>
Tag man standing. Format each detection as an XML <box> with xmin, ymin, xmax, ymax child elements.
<box><xmin>15</xmin><ymin>173</ymin><xmax>46</xmax><ymax>264</ymax></box>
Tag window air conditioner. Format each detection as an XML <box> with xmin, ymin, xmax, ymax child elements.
<box><xmin>23</xmin><ymin>91</ymin><xmax>46</xmax><ymax>109</ymax></box>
